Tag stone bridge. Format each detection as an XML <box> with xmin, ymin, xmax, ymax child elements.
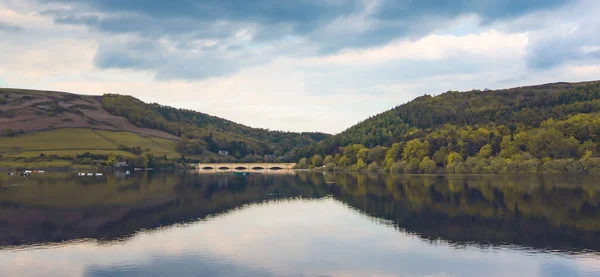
<box><xmin>194</xmin><ymin>163</ymin><xmax>296</xmax><ymax>171</ymax></box>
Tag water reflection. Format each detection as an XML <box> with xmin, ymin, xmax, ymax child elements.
<box><xmin>1</xmin><ymin>172</ymin><xmax>600</xmax><ymax>276</ymax></box>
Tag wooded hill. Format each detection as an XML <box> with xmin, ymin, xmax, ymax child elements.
<box><xmin>0</xmin><ymin>88</ymin><xmax>328</xmax><ymax>166</ymax></box>
<box><xmin>293</xmin><ymin>81</ymin><xmax>600</xmax><ymax>174</ymax></box>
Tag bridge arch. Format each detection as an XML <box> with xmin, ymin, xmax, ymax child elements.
<box><xmin>195</xmin><ymin>163</ymin><xmax>296</xmax><ymax>171</ymax></box>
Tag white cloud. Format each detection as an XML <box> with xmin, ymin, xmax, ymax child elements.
<box><xmin>304</xmin><ymin>30</ymin><xmax>528</xmax><ymax>65</ymax></box>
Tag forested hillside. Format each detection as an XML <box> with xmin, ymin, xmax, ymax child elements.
<box><xmin>101</xmin><ymin>94</ymin><xmax>328</xmax><ymax>161</ymax></box>
<box><xmin>0</xmin><ymin>88</ymin><xmax>328</xmax><ymax>168</ymax></box>
<box><xmin>294</xmin><ymin>81</ymin><xmax>600</xmax><ymax>174</ymax></box>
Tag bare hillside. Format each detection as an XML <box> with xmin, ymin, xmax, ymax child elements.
<box><xmin>0</xmin><ymin>88</ymin><xmax>178</xmax><ymax>140</ymax></box>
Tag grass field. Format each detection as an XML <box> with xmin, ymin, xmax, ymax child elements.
<box><xmin>0</xmin><ymin>159</ymin><xmax>74</xmax><ymax>168</ymax></box>
<box><xmin>0</xmin><ymin>128</ymin><xmax>178</xmax><ymax>158</ymax></box>
<box><xmin>4</xmin><ymin>150</ymin><xmax>137</xmax><ymax>158</ymax></box>
<box><xmin>94</xmin><ymin>130</ymin><xmax>179</xmax><ymax>158</ymax></box>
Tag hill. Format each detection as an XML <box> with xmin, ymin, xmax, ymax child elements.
<box><xmin>0</xmin><ymin>88</ymin><xmax>328</xmax><ymax>168</ymax></box>
<box><xmin>293</xmin><ymin>80</ymin><xmax>600</xmax><ymax>174</ymax></box>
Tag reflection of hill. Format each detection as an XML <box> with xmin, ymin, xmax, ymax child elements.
<box><xmin>330</xmin><ymin>174</ymin><xmax>600</xmax><ymax>252</ymax></box>
<box><xmin>0</xmin><ymin>173</ymin><xmax>322</xmax><ymax>247</ymax></box>
<box><xmin>1</xmin><ymin>173</ymin><xmax>600</xmax><ymax>253</ymax></box>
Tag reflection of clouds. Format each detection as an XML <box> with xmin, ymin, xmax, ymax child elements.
<box><xmin>540</xmin><ymin>261</ymin><xmax>582</xmax><ymax>277</ymax></box>
<box><xmin>84</xmin><ymin>254</ymin><xmax>275</xmax><ymax>277</ymax></box>
<box><xmin>0</xmin><ymin>198</ymin><xmax>597</xmax><ymax>277</ymax></box>
<box><xmin>572</xmin><ymin>253</ymin><xmax>600</xmax><ymax>275</ymax></box>
<box><xmin>2</xmin><ymin>251</ymin><xmax>85</xmax><ymax>277</ymax></box>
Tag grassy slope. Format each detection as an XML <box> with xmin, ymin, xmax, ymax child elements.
<box><xmin>0</xmin><ymin>128</ymin><xmax>179</xmax><ymax>167</ymax></box>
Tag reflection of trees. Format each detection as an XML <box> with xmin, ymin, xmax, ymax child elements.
<box><xmin>0</xmin><ymin>173</ymin><xmax>323</xmax><ymax>247</ymax></box>
<box><xmin>1</xmin><ymin>172</ymin><xmax>600</xmax><ymax>253</ymax></box>
<box><xmin>328</xmin><ymin>173</ymin><xmax>600</xmax><ymax>252</ymax></box>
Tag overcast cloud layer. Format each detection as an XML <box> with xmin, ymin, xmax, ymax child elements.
<box><xmin>1</xmin><ymin>0</ymin><xmax>599</xmax><ymax>133</ymax></box>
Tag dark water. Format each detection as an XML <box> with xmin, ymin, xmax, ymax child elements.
<box><xmin>1</xmin><ymin>172</ymin><xmax>600</xmax><ymax>277</ymax></box>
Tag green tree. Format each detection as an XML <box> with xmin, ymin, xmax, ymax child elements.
<box><xmin>499</xmin><ymin>135</ymin><xmax>521</xmax><ymax>158</ymax></box>
<box><xmin>334</xmin><ymin>153</ymin><xmax>341</xmax><ymax>164</ymax></box>
<box><xmin>447</xmin><ymin>151</ymin><xmax>462</xmax><ymax>165</ymax></box>
<box><xmin>446</xmin><ymin>151</ymin><xmax>463</xmax><ymax>173</ymax></box>
<box><xmin>356</xmin><ymin>158</ymin><xmax>367</xmax><ymax>170</ymax></box>
<box><xmin>477</xmin><ymin>144</ymin><xmax>493</xmax><ymax>158</ymax></box>
<box><xmin>343</xmin><ymin>144</ymin><xmax>367</xmax><ymax>164</ymax></box>
<box><xmin>579</xmin><ymin>140</ymin><xmax>597</xmax><ymax>157</ymax></box>
<box><xmin>143</xmin><ymin>153</ymin><xmax>153</xmax><ymax>168</ymax></box>
<box><xmin>324</xmin><ymin>155</ymin><xmax>334</xmax><ymax>165</ymax></box>
<box><xmin>432</xmin><ymin>146</ymin><xmax>449</xmax><ymax>167</ymax></box>
<box><xmin>402</xmin><ymin>139</ymin><xmax>429</xmax><ymax>161</ymax></box>
<box><xmin>357</xmin><ymin>148</ymin><xmax>369</xmax><ymax>162</ymax></box>
<box><xmin>419</xmin><ymin>157</ymin><xmax>437</xmax><ymax>174</ymax></box>
<box><xmin>297</xmin><ymin>157</ymin><xmax>308</xmax><ymax>169</ymax></box>
<box><xmin>368</xmin><ymin>146</ymin><xmax>389</xmax><ymax>164</ymax></box>
<box><xmin>368</xmin><ymin>162</ymin><xmax>381</xmax><ymax>172</ymax></box>
<box><xmin>406</xmin><ymin>158</ymin><xmax>421</xmax><ymax>173</ymax></box>
<box><xmin>390</xmin><ymin>161</ymin><xmax>407</xmax><ymax>173</ymax></box>
<box><xmin>385</xmin><ymin>143</ymin><xmax>404</xmax><ymax>164</ymax></box>
<box><xmin>337</xmin><ymin>156</ymin><xmax>350</xmax><ymax>168</ymax></box>
<box><xmin>311</xmin><ymin>154</ymin><xmax>324</xmax><ymax>167</ymax></box>
<box><xmin>107</xmin><ymin>154</ymin><xmax>118</xmax><ymax>167</ymax></box>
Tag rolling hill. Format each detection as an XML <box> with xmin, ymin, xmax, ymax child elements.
<box><xmin>293</xmin><ymin>80</ymin><xmax>600</xmax><ymax>174</ymax></box>
<box><xmin>0</xmin><ymin>88</ymin><xmax>329</xmax><ymax>168</ymax></box>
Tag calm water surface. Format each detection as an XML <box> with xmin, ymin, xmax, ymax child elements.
<box><xmin>1</xmin><ymin>172</ymin><xmax>600</xmax><ymax>277</ymax></box>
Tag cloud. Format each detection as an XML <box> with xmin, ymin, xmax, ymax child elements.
<box><xmin>526</xmin><ymin>19</ymin><xmax>600</xmax><ymax>69</ymax></box>
<box><xmin>374</xmin><ymin>0</ymin><xmax>569</xmax><ymax>22</ymax></box>
<box><xmin>27</xmin><ymin>0</ymin><xmax>573</xmax><ymax>80</ymax></box>
<box><xmin>1</xmin><ymin>0</ymin><xmax>599</xmax><ymax>133</ymax></box>
<box><xmin>478</xmin><ymin>0</ymin><xmax>600</xmax><ymax>70</ymax></box>
<box><xmin>0</xmin><ymin>21</ymin><xmax>23</xmax><ymax>32</ymax></box>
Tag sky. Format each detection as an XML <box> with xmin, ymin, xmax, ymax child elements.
<box><xmin>0</xmin><ymin>0</ymin><xmax>599</xmax><ymax>134</ymax></box>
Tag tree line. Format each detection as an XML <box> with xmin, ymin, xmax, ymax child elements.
<box><xmin>294</xmin><ymin>82</ymin><xmax>600</xmax><ymax>174</ymax></box>
<box><xmin>101</xmin><ymin>94</ymin><xmax>329</xmax><ymax>160</ymax></box>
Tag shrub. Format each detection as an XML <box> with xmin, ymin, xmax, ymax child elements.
<box><xmin>541</xmin><ymin>159</ymin><xmax>582</xmax><ymax>174</ymax></box>
<box><xmin>368</xmin><ymin>162</ymin><xmax>381</xmax><ymax>172</ymax></box>
<box><xmin>356</xmin><ymin>158</ymin><xmax>367</xmax><ymax>170</ymax></box>
<box><xmin>419</xmin><ymin>157</ymin><xmax>437</xmax><ymax>174</ymax></box>
<box><xmin>3</xmin><ymin>128</ymin><xmax>16</xmax><ymax>137</ymax></box>
<box><xmin>390</xmin><ymin>161</ymin><xmax>407</xmax><ymax>173</ymax></box>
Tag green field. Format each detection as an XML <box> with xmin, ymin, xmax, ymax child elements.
<box><xmin>0</xmin><ymin>128</ymin><xmax>178</xmax><ymax>158</ymax></box>
<box><xmin>5</xmin><ymin>150</ymin><xmax>137</xmax><ymax>158</ymax></box>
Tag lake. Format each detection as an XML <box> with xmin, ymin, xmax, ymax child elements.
<box><xmin>1</xmin><ymin>172</ymin><xmax>600</xmax><ymax>277</ymax></box>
